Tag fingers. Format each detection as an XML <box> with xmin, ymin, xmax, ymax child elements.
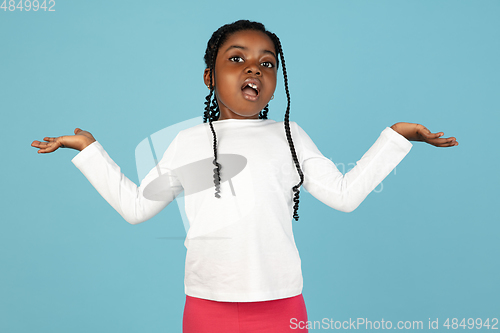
<box><xmin>432</xmin><ymin>137</ymin><xmax>458</xmax><ymax>147</ymax></box>
<box><xmin>34</xmin><ymin>143</ymin><xmax>50</xmax><ymax>153</ymax></box>
<box><xmin>424</xmin><ymin>130</ymin><xmax>458</xmax><ymax>147</ymax></box>
<box><xmin>31</xmin><ymin>136</ymin><xmax>61</xmax><ymax>153</ymax></box>
<box><xmin>31</xmin><ymin>139</ymin><xmax>51</xmax><ymax>148</ymax></box>
<box><xmin>416</xmin><ymin>125</ymin><xmax>445</xmax><ymax>142</ymax></box>
<box><xmin>423</xmin><ymin>132</ymin><xmax>442</xmax><ymax>139</ymax></box>
<box><xmin>36</xmin><ymin>142</ymin><xmax>55</xmax><ymax>153</ymax></box>
<box><xmin>447</xmin><ymin>139</ymin><xmax>458</xmax><ymax>146</ymax></box>
<box><xmin>438</xmin><ymin>141</ymin><xmax>458</xmax><ymax>147</ymax></box>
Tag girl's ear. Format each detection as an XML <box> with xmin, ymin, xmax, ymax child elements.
<box><xmin>203</xmin><ymin>68</ymin><xmax>212</xmax><ymax>89</ymax></box>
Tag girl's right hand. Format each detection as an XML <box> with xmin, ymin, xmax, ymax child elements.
<box><xmin>31</xmin><ymin>128</ymin><xmax>97</xmax><ymax>153</ymax></box>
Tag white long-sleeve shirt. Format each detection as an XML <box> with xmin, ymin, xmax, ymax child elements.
<box><xmin>71</xmin><ymin>118</ymin><xmax>412</xmax><ymax>302</ymax></box>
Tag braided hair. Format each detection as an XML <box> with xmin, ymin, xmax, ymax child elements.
<box><xmin>203</xmin><ymin>20</ymin><xmax>304</xmax><ymax>221</ymax></box>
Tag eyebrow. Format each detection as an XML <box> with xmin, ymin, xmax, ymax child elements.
<box><xmin>224</xmin><ymin>45</ymin><xmax>277</xmax><ymax>59</ymax></box>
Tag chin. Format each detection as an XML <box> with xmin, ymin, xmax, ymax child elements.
<box><xmin>234</xmin><ymin>113</ymin><xmax>261</xmax><ymax>119</ymax></box>
<box><xmin>226</xmin><ymin>107</ymin><xmax>262</xmax><ymax>118</ymax></box>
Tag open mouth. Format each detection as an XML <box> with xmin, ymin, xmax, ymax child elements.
<box><xmin>241</xmin><ymin>82</ymin><xmax>259</xmax><ymax>100</ymax></box>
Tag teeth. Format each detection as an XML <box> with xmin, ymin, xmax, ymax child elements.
<box><xmin>247</xmin><ymin>83</ymin><xmax>258</xmax><ymax>90</ymax></box>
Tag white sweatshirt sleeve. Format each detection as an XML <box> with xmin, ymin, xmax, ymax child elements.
<box><xmin>71</xmin><ymin>137</ymin><xmax>183</xmax><ymax>225</ymax></box>
<box><xmin>294</xmin><ymin>123</ymin><xmax>413</xmax><ymax>213</ymax></box>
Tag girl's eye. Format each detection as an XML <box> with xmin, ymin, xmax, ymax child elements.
<box><xmin>262</xmin><ymin>62</ymin><xmax>274</xmax><ymax>68</ymax></box>
<box><xmin>229</xmin><ymin>56</ymin><xmax>244</xmax><ymax>62</ymax></box>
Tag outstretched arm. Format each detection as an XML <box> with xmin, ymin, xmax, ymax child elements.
<box><xmin>391</xmin><ymin>122</ymin><xmax>458</xmax><ymax>147</ymax></box>
<box><xmin>33</xmin><ymin>128</ymin><xmax>183</xmax><ymax>225</ymax></box>
<box><xmin>70</xmin><ymin>138</ymin><xmax>183</xmax><ymax>225</ymax></box>
<box><xmin>294</xmin><ymin>123</ymin><xmax>413</xmax><ymax>213</ymax></box>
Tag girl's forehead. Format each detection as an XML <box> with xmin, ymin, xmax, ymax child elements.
<box><xmin>219</xmin><ymin>30</ymin><xmax>275</xmax><ymax>54</ymax></box>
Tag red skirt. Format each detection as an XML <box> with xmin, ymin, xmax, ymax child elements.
<box><xmin>182</xmin><ymin>293</ymin><xmax>309</xmax><ymax>333</ymax></box>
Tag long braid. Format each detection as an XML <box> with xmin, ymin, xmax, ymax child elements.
<box><xmin>273</xmin><ymin>33</ymin><xmax>304</xmax><ymax>221</ymax></box>
<box><xmin>204</xmin><ymin>32</ymin><xmax>224</xmax><ymax>198</ymax></box>
<box><xmin>260</xmin><ymin>104</ymin><xmax>269</xmax><ymax>119</ymax></box>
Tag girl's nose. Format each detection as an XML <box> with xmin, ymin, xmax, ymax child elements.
<box><xmin>246</xmin><ymin>64</ymin><xmax>261</xmax><ymax>76</ymax></box>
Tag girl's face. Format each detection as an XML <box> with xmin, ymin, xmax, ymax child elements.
<box><xmin>204</xmin><ymin>30</ymin><xmax>278</xmax><ymax>120</ymax></box>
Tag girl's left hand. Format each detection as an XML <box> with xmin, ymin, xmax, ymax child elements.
<box><xmin>391</xmin><ymin>122</ymin><xmax>458</xmax><ymax>147</ymax></box>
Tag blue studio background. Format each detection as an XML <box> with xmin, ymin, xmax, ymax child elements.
<box><xmin>1</xmin><ymin>0</ymin><xmax>499</xmax><ymax>332</ymax></box>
